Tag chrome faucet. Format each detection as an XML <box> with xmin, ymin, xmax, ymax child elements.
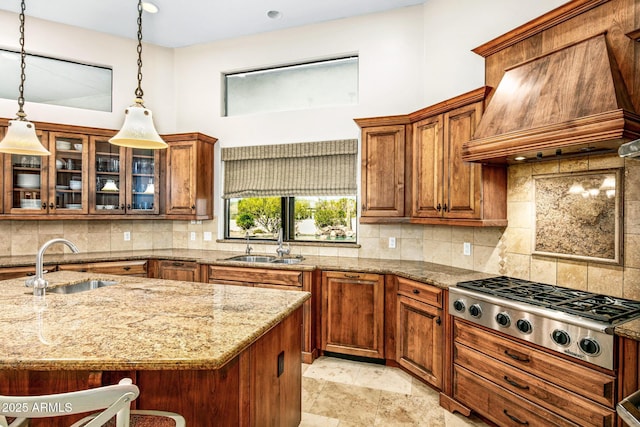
<box><xmin>26</xmin><ymin>238</ymin><xmax>79</xmax><ymax>296</ymax></box>
<box><xmin>245</xmin><ymin>232</ymin><xmax>253</xmax><ymax>255</ymax></box>
<box><xmin>276</xmin><ymin>228</ymin><xmax>291</xmax><ymax>258</ymax></box>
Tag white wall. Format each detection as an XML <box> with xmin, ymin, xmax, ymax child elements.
<box><xmin>0</xmin><ymin>11</ymin><xmax>176</xmax><ymax>133</ymax></box>
<box><xmin>173</xmin><ymin>6</ymin><xmax>425</xmax><ymax>148</ymax></box>
<box><xmin>420</xmin><ymin>0</ymin><xmax>567</xmax><ymax>104</ymax></box>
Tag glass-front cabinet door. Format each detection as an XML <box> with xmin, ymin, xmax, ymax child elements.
<box><xmin>127</xmin><ymin>148</ymin><xmax>159</xmax><ymax>215</ymax></box>
<box><xmin>90</xmin><ymin>136</ymin><xmax>125</xmax><ymax>215</ymax></box>
<box><xmin>5</xmin><ymin>130</ymin><xmax>49</xmax><ymax>214</ymax></box>
<box><xmin>48</xmin><ymin>132</ymin><xmax>89</xmax><ymax>214</ymax></box>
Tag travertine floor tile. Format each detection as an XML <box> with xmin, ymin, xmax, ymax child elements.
<box><xmin>300</xmin><ymin>357</ymin><xmax>488</xmax><ymax>427</ymax></box>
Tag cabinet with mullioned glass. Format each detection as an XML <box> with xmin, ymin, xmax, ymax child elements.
<box><xmin>89</xmin><ymin>136</ymin><xmax>160</xmax><ymax>215</ymax></box>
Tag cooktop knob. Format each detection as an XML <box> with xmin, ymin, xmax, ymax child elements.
<box><xmin>516</xmin><ymin>319</ymin><xmax>532</xmax><ymax>334</ymax></box>
<box><xmin>496</xmin><ymin>312</ymin><xmax>511</xmax><ymax>327</ymax></box>
<box><xmin>453</xmin><ymin>300</ymin><xmax>465</xmax><ymax>313</ymax></box>
<box><xmin>468</xmin><ymin>304</ymin><xmax>482</xmax><ymax>318</ymax></box>
<box><xmin>551</xmin><ymin>329</ymin><xmax>571</xmax><ymax>346</ymax></box>
<box><xmin>579</xmin><ymin>337</ymin><xmax>601</xmax><ymax>356</ymax></box>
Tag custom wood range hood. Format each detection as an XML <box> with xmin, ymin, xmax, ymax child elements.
<box><xmin>462</xmin><ymin>33</ymin><xmax>640</xmax><ymax>163</ymax></box>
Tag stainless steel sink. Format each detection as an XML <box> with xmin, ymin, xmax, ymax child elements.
<box><xmin>223</xmin><ymin>255</ymin><xmax>304</xmax><ymax>264</ymax></box>
<box><xmin>225</xmin><ymin>255</ymin><xmax>277</xmax><ymax>263</ymax></box>
<box><xmin>271</xmin><ymin>257</ymin><xmax>303</xmax><ymax>264</ymax></box>
<box><xmin>48</xmin><ymin>280</ymin><xmax>118</xmax><ymax>294</ymax></box>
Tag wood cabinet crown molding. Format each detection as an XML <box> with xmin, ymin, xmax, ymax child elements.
<box><xmin>471</xmin><ymin>0</ymin><xmax>610</xmax><ymax>57</ymax></box>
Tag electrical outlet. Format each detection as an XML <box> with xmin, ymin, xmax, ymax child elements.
<box><xmin>388</xmin><ymin>237</ymin><xmax>396</xmax><ymax>249</ymax></box>
<box><xmin>463</xmin><ymin>242</ymin><xmax>471</xmax><ymax>256</ymax></box>
<box><xmin>203</xmin><ymin>231</ymin><xmax>212</xmax><ymax>241</ymax></box>
<box><xmin>190</xmin><ymin>231</ymin><xmax>196</xmax><ymax>241</ymax></box>
<box><xmin>124</xmin><ymin>231</ymin><xmax>131</xmax><ymax>241</ymax></box>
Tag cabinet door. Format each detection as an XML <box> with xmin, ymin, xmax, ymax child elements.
<box><xmin>321</xmin><ymin>271</ymin><xmax>384</xmax><ymax>359</ymax></box>
<box><xmin>49</xmin><ymin>132</ymin><xmax>89</xmax><ymax>214</ymax></box>
<box><xmin>127</xmin><ymin>148</ymin><xmax>160</xmax><ymax>215</ymax></box>
<box><xmin>90</xmin><ymin>136</ymin><xmax>126</xmax><ymax>215</ymax></box>
<box><xmin>443</xmin><ymin>102</ymin><xmax>482</xmax><ymax>219</ymax></box>
<box><xmin>412</xmin><ymin>115</ymin><xmax>443</xmax><ymax>218</ymax></box>
<box><xmin>165</xmin><ymin>140</ymin><xmax>197</xmax><ymax>215</ymax></box>
<box><xmin>396</xmin><ymin>295</ymin><xmax>443</xmax><ymax>388</ymax></box>
<box><xmin>4</xmin><ymin>130</ymin><xmax>49</xmax><ymax>214</ymax></box>
<box><xmin>156</xmin><ymin>260</ymin><xmax>200</xmax><ymax>282</ymax></box>
<box><xmin>361</xmin><ymin>125</ymin><xmax>406</xmax><ymax>217</ymax></box>
<box><xmin>0</xmin><ymin>127</ymin><xmax>4</xmax><ymax>214</ymax></box>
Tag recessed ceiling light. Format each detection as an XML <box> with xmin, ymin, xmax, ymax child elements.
<box><xmin>514</xmin><ymin>156</ymin><xmax>526</xmax><ymax>161</ymax></box>
<box><xmin>142</xmin><ymin>2</ymin><xmax>159</xmax><ymax>14</ymax></box>
<box><xmin>267</xmin><ymin>10</ymin><xmax>282</xmax><ymax>19</ymax></box>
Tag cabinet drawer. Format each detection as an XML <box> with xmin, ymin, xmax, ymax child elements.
<box><xmin>397</xmin><ymin>277</ymin><xmax>442</xmax><ymax>307</ymax></box>
<box><xmin>453</xmin><ymin>319</ymin><xmax>615</xmax><ymax>407</ymax></box>
<box><xmin>58</xmin><ymin>260</ymin><xmax>148</xmax><ymax>276</ymax></box>
<box><xmin>208</xmin><ymin>266</ymin><xmax>302</xmax><ymax>287</ymax></box>
<box><xmin>454</xmin><ymin>365</ymin><xmax>578</xmax><ymax>427</ymax></box>
<box><xmin>455</xmin><ymin>342</ymin><xmax>615</xmax><ymax>427</ymax></box>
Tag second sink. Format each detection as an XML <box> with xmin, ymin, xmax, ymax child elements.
<box><xmin>49</xmin><ymin>280</ymin><xmax>118</xmax><ymax>294</ymax></box>
<box><xmin>226</xmin><ymin>255</ymin><xmax>277</xmax><ymax>263</ymax></box>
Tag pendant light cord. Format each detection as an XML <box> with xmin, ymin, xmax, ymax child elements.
<box><xmin>16</xmin><ymin>0</ymin><xmax>27</xmax><ymax>120</ymax></box>
<box><xmin>135</xmin><ymin>0</ymin><xmax>144</xmax><ymax>100</ymax></box>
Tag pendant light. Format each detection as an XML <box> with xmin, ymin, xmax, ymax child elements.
<box><xmin>109</xmin><ymin>0</ymin><xmax>167</xmax><ymax>149</ymax></box>
<box><xmin>0</xmin><ymin>0</ymin><xmax>50</xmax><ymax>156</ymax></box>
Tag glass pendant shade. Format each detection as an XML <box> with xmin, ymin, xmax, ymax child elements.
<box><xmin>109</xmin><ymin>103</ymin><xmax>167</xmax><ymax>149</ymax></box>
<box><xmin>0</xmin><ymin>119</ymin><xmax>50</xmax><ymax>156</ymax></box>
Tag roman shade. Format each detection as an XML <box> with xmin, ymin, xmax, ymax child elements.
<box><xmin>222</xmin><ymin>139</ymin><xmax>358</xmax><ymax>199</ymax></box>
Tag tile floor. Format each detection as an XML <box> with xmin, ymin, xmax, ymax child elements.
<box><xmin>300</xmin><ymin>356</ymin><xmax>489</xmax><ymax>427</ymax></box>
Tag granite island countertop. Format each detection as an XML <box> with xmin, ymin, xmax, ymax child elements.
<box><xmin>0</xmin><ymin>271</ymin><xmax>310</xmax><ymax>371</ymax></box>
<box><xmin>2</xmin><ymin>248</ymin><xmax>639</xmax><ymax>342</ymax></box>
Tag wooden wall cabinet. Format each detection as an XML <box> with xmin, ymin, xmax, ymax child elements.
<box><xmin>410</xmin><ymin>88</ymin><xmax>507</xmax><ymax>226</ymax></box>
<box><xmin>321</xmin><ymin>271</ymin><xmax>385</xmax><ymax>359</ymax></box>
<box><xmin>208</xmin><ymin>265</ymin><xmax>317</xmax><ymax>364</ymax></box>
<box><xmin>354</xmin><ymin>117</ymin><xmax>411</xmax><ymax>222</ymax></box>
<box><xmin>163</xmin><ymin>133</ymin><xmax>217</xmax><ymax>220</ymax></box>
<box><xmin>396</xmin><ymin>277</ymin><xmax>443</xmax><ymax>389</ymax></box>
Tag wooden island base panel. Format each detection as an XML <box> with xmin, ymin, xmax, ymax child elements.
<box><xmin>0</xmin><ymin>271</ymin><xmax>309</xmax><ymax>427</ymax></box>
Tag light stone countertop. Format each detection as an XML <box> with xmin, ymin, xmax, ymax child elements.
<box><xmin>0</xmin><ymin>271</ymin><xmax>310</xmax><ymax>371</ymax></box>
<box><xmin>1</xmin><ymin>248</ymin><xmax>638</xmax><ymax>342</ymax></box>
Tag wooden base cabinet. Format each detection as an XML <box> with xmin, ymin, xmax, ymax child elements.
<box><xmin>154</xmin><ymin>260</ymin><xmax>200</xmax><ymax>282</ymax></box>
<box><xmin>321</xmin><ymin>271</ymin><xmax>384</xmax><ymax>359</ymax></box>
<box><xmin>208</xmin><ymin>265</ymin><xmax>317</xmax><ymax>364</ymax></box>
<box><xmin>451</xmin><ymin>318</ymin><xmax>616</xmax><ymax>427</ymax></box>
<box><xmin>58</xmin><ymin>260</ymin><xmax>148</xmax><ymax>277</ymax></box>
<box><xmin>396</xmin><ymin>278</ymin><xmax>443</xmax><ymax>389</ymax></box>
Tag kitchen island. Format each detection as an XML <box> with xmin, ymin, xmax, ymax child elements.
<box><xmin>0</xmin><ymin>271</ymin><xmax>310</xmax><ymax>427</ymax></box>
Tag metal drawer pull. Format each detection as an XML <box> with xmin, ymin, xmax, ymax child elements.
<box><xmin>173</xmin><ymin>262</ymin><xmax>184</xmax><ymax>267</ymax></box>
<box><xmin>503</xmin><ymin>410</ymin><xmax>529</xmax><ymax>425</ymax></box>
<box><xmin>504</xmin><ymin>350</ymin><xmax>530</xmax><ymax>363</ymax></box>
<box><xmin>503</xmin><ymin>376</ymin><xmax>529</xmax><ymax>390</ymax></box>
<box><xmin>435</xmin><ymin>316</ymin><xmax>441</xmax><ymax>325</ymax></box>
<box><xmin>344</xmin><ymin>274</ymin><xmax>360</xmax><ymax>279</ymax></box>
<box><xmin>123</xmin><ymin>266</ymin><xmax>131</xmax><ymax>271</ymax></box>
<box><xmin>412</xmin><ymin>289</ymin><xmax>420</xmax><ymax>294</ymax></box>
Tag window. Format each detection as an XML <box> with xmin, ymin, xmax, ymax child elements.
<box><xmin>226</xmin><ymin>196</ymin><xmax>357</xmax><ymax>243</ymax></box>
<box><xmin>224</xmin><ymin>56</ymin><xmax>358</xmax><ymax>116</ymax></box>
<box><xmin>0</xmin><ymin>49</ymin><xmax>112</xmax><ymax>112</ymax></box>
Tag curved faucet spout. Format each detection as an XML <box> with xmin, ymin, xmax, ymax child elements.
<box><xmin>27</xmin><ymin>238</ymin><xmax>80</xmax><ymax>296</ymax></box>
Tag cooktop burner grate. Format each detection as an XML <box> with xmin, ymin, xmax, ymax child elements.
<box><xmin>457</xmin><ymin>276</ymin><xmax>640</xmax><ymax>324</ymax></box>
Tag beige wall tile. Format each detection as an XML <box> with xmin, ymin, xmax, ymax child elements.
<box><xmin>625</xmin><ymin>162</ymin><xmax>640</xmax><ymax>201</ymax></box>
<box><xmin>626</xmin><ymin>201</ymin><xmax>640</xmax><ymax>234</ymax></box>
<box><xmin>358</xmin><ymin>224</ymin><xmax>380</xmax><ymax>239</ymax></box>
<box><xmin>589</xmin><ymin>155</ymin><xmax>624</xmax><ymax>170</ymax></box>
<box><xmin>451</xmin><ymin>227</ymin><xmax>473</xmax><ymax>243</ymax></box>
<box><xmin>557</xmin><ymin>260</ymin><xmax>588</xmax><ymax>290</ymax></box>
<box><xmin>39</xmin><ymin>221</ymin><xmax>64</xmax><ymax>234</ymax></box>
<box><xmin>559</xmin><ymin>158</ymin><xmax>588</xmax><ymax>173</ymax></box>
<box><xmin>473</xmin><ymin>227</ymin><xmax>504</xmax><ymax>246</ymax></box>
<box><xmin>317</xmin><ymin>246</ymin><xmax>339</xmax><ymax>257</ymax></box>
<box><xmin>12</xmin><ymin>233</ymin><xmax>38</xmax><ymax>256</ymax></box>
<box><xmin>87</xmin><ymin>232</ymin><xmax>111</xmax><ymax>252</ymax></box>
<box><xmin>474</xmin><ymin>245</ymin><xmax>502</xmax><ymax>275</ymax></box>
<box><xmin>503</xmin><ymin>253</ymin><xmax>530</xmax><ymax>280</ymax></box>
<box><xmin>587</xmin><ymin>264</ymin><xmax>623</xmax><ymax>297</ymax></box>
<box><xmin>507</xmin><ymin>201</ymin><xmax>533</xmax><ymax>229</ymax></box>
<box><xmin>625</xmin><ymin>234</ymin><xmax>640</xmax><ymax>269</ymax></box>
<box><xmin>432</xmin><ymin>225</ymin><xmax>452</xmax><ymax>242</ymax></box>
<box><xmin>132</xmin><ymin>221</ymin><xmax>154</xmax><ymax>233</ymax></box>
<box><xmin>379</xmin><ymin>224</ymin><xmax>402</xmax><ymax>238</ymax></box>
<box><xmin>623</xmin><ymin>268</ymin><xmax>640</xmax><ymax>300</ymax></box>
<box><xmin>505</xmin><ymin>227</ymin><xmax>532</xmax><ymax>255</ymax></box>
<box><xmin>88</xmin><ymin>221</ymin><xmax>111</xmax><ymax>234</ymax></box>
<box><xmin>431</xmin><ymin>241</ymin><xmax>452</xmax><ymax>266</ymax></box>
<box><xmin>508</xmin><ymin>164</ymin><xmax>533</xmax><ymax>202</ymax></box>
<box><xmin>358</xmin><ymin>237</ymin><xmax>380</xmax><ymax>259</ymax></box>
<box><xmin>531</xmin><ymin>161</ymin><xmax>559</xmax><ymax>175</ymax></box>
<box><xmin>530</xmin><ymin>257</ymin><xmax>557</xmax><ymax>284</ymax></box>
<box><xmin>400</xmin><ymin>238</ymin><xmax>423</xmax><ymax>261</ymax></box>
<box><xmin>451</xmin><ymin>244</ymin><xmax>473</xmax><ymax>270</ymax></box>
<box><xmin>401</xmin><ymin>224</ymin><xmax>423</xmax><ymax>239</ymax></box>
<box><xmin>12</xmin><ymin>221</ymin><xmax>37</xmax><ymax>235</ymax></box>
<box><xmin>110</xmin><ymin>233</ymin><xmax>133</xmax><ymax>251</ymax></box>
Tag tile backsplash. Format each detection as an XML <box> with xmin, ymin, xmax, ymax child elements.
<box><xmin>1</xmin><ymin>154</ymin><xmax>639</xmax><ymax>298</ymax></box>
